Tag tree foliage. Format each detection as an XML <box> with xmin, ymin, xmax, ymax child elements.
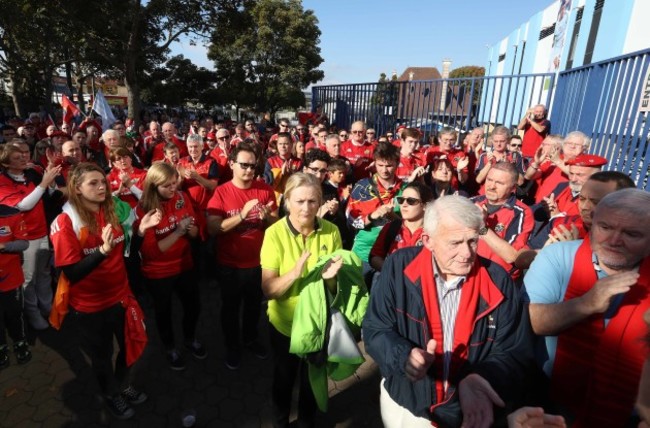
<box><xmin>449</xmin><ymin>66</ymin><xmax>486</xmax><ymax>105</ymax></box>
<box><xmin>208</xmin><ymin>0</ymin><xmax>324</xmax><ymax>115</ymax></box>
<box><xmin>449</xmin><ymin>66</ymin><xmax>485</xmax><ymax>79</ymax></box>
<box><xmin>0</xmin><ymin>1</ymin><xmax>72</xmax><ymax>115</ymax></box>
<box><xmin>0</xmin><ymin>0</ymin><xmax>227</xmax><ymax>122</ymax></box>
<box><xmin>142</xmin><ymin>55</ymin><xmax>217</xmax><ymax>107</ymax></box>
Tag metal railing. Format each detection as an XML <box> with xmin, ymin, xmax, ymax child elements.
<box><xmin>311</xmin><ymin>73</ymin><xmax>555</xmax><ymax>139</ymax></box>
<box><xmin>552</xmin><ymin>47</ymin><xmax>650</xmax><ymax>190</ymax></box>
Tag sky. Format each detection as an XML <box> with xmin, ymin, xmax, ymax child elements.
<box><xmin>171</xmin><ymin>0</ymin><xmax>555</xmax><ymax>86</ymax></box>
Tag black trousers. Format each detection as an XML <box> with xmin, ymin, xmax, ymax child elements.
<box><xmin>69</xmin><ymin>303</ymin><xmax>129</xmax><ymax>396</ymax></box>
<box><xmin>269</xmin><ymin>326</ymin><xmax>317</xmax><ymax>428</ymax></box>
<box><xmin>0</xmin><ymin>287</ymin><xmax>26</xmax><ymax>346</ymax></box>
<box><xmin>218</xmin><ymin>265</ymin><xmax>262</xmax><ymax>350</ymax></box>
<box><xmin>146</xmin><ymin>270</ymin><xmax>200</xmax><ymax>350</ymax></box>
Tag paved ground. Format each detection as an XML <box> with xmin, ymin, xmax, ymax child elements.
<box><xmin>0</xmin><ymin>281</ymin><xmax>383</xmax><ymax>427</ymax></box>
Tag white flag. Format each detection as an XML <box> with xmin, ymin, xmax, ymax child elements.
<box><xmin>92</xmin><ymin>90</ymin><xmax>116</xmax><ymax>129</ymax></box>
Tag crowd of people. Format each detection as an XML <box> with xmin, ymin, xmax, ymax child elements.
<box><xmin>0</xmin><ymin>103</ymin><xmax>649</xmax><ymax>428</ymax></box>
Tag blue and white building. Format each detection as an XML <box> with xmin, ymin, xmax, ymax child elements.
<box><xmin>486</xmin><ymin>0</ymin><xmax>650</xmax><ymax>77</ymax></box>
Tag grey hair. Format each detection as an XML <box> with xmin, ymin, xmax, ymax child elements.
<box><xmin>325</xmin><ymin>134</ymin><xmax>340</xmax><ymax>144</ymax></box>
<box><xmin>565</xmin><ymin>131</ymin><xmax>591</xmax><ymax>150</ymax></box>
<box><xmin>102</xmin><ymin>129</ymin><xmax>119</xmax><ymax>141</ymax></box>
<box><xmin>545</xmin><ymin>134</ymin><xmax>564</xmax><ymax>148</ymax></box>
<box><xmin>491</xmin><ymin>125</ymin><xmax>511</xmax><ymax>139</ymax></box>
<box><xmin>423</xmin><ymin>195</ymin><xmax>484</xmax><ymax>235</ymax></box>
<box><xmin>186</xmin><ymin>134</ymin><xmax>203</xmax><ymax>145</ymax></box>
<box><xmin>594</xmin><ymin>188</ymin><xmax>650</xmax><ymax>220</ymax></box>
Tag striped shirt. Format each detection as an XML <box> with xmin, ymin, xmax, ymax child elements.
<box><xmin>433</xmin><ymin>257</ymin><xmax>465</xmax><ymax>395</ymax></box>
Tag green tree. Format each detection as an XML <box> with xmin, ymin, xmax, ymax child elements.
<box><xmin>142</xmin><ymin>55</ymin><xmax>217</xmax><ymax>107</ymax></box>
<box><xmin>72</xmin><ymin>0</ymin><xmax>226</xmax><ymax>125</ymax></box>
<box><xmin>208</xmin><ymin>0</ymin><xmax>324</xmax><ymax>116</ymax></box>
<box><xmin>0</xmin><ymin>1</ymin><xmax>71</xmax><ymax>116</ymax></box>
<box><xmin>449</xmin><ymin>66</ymin><xmax>486</xmax><ymax>106</ymax></box>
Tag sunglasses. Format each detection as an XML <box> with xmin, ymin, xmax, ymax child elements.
<box><xmin>234</xmin><ymin>161</ymin><xmax>256</xmax><ymax>170</ymax></box>
<box><xmin>395</xmin><ymin>196</ymin><xmax>421</xmax><ymax>206</ymax></box>
<box><xmin>306</xmin><ymin>166</ymin><xmax>328</xmax><ymax>174</ymax></box>
<box><xmin>218</xmin><ymin>136</ymin><xmax>229</xmax><ymax>140</ymax></box>
<box><xmin>339</xmin><ymin>134</ymin><xmax>348</xmax><ymax>138</ymax></box>
<box><xmin>510</xmin><ymin>144</ymin><xmax>522</xmax><ymax>147</ymax></box>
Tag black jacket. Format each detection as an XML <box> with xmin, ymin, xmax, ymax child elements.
<box><xmin>363</xmin><ymin>246</ymin><xmax>534</xmax><ymax>427</ymax></box>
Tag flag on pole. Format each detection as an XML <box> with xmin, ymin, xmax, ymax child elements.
<box><xmin>92</xmin><ymin>90</ymin><xmax>116</xmax><ymax>130</ymax></box>
<box><xmin>45</xmin><ymin>114</ymin><xmax>57</xmax><ymax>129</ymax></box>
<box><xmin>60</xmin><ymin>94</ymin><xmax>82</xmax><ymax>125</ymax></box>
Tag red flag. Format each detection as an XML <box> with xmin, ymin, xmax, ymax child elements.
<box><xmin>60</xmin><ymin>94</ymin><xmax>81</xmax><ymax>125</ymax></box>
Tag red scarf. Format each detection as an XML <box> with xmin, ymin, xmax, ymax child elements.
<box><xmin>551</xmin><ymin>237</ymin><xmax>650</xmax><ymax>427</ymax></box>
<box><xmin>405</xmin><ymin>249</ymin><xmax>503</xmax><ymax>410</ymax></box>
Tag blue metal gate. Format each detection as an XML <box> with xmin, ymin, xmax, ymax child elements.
<box><xmin>312</xmin><ymin>74</ymin><xmax>555</xmax><ymax>140</ymax></box>
<box><xmin>551</xmin><ymin>47</ymin><xmax>650</xmax><ymax>190</ymax></box>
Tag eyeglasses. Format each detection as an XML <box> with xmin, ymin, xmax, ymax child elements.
<box><xmin>305</xmin><ymin>166</ymin><xmax>328</xmax><ymax>174</ymax></box>
<box><xmin>234</xmin><ymin>161</ymin><xmax>256</xmax><ymax>170</ymax></box>
<box><xmin>351</xmin><ymin>130</ymin><xmax>364</xmax><ymax>134</ymax></box>
<box><xmin>395</xmin><ymin>196</ymin><xmax>421</xmax><ymax>206</ymax></box>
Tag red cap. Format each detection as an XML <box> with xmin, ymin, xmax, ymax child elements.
<box><xmin>396</xmin><ymin>125</ymin><xmax>406</xmax><ymax>132</ymax></box>
<box><xmin>206</xmin><ymin>131</ymin><xmax>216</xmax><ymax>140</ymax></box>
<box><xmin>565</xmin><ymin>154</ymin><xmax>607</xmax><ymax>167</ymax></box>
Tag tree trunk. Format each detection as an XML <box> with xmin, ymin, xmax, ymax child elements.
<box><xmin>76</xmin><ymin>76</ymin><xmax>86</xmax><ymax>114</ymax></box>
<box><xmin>9</xmin><ymin>73</ymin><xmax>26</xmax><ymax>117</ymax></box>
<box><xmin>124</xmin><ymin>62</ymin><xmax>141</xmax><ymax>129</ymax></box>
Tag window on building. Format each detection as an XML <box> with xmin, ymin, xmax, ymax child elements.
<box><xmin>566</xmin><ymin>6</ymin><xmax>584</xmax><ymax>69</ymax></box>
<box><xmin>584</xmin><ymin>0</ymin><xmax>605</xmax><ymax>65</ymax></box>
<box><xmin>539</xmin><ymin>23</ymin><xmax>556</xmax><ymax>40</ymax></box>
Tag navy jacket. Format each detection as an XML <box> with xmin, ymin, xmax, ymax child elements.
<box><xmin>363</xmin><ymin>246</ymin><xmax>534</xmax><ymax>427</ymax></box>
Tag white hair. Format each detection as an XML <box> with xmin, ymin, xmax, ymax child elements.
<box><xmin>595</xmin><ymin>188</ymin><xmax>650</xmax><ymax>219</ymax></box>
<box><xmin>186</xmin><ymin>134</ymin><xmax>203</xmax><ymax>145</ymax></box>
<box><xmin>423</xmin><ymin>195</ymin><xmax>484</xmax><ymax>235</ymax></box>
<box><xmin>565</xmin><ymin>131</ymin><xmax>591</xmax><ymax>150</ymax></box>
<box><xmin>102</xmin><ymin>129</ymin><xmax>119</xmax><ymax>141</ymax></box>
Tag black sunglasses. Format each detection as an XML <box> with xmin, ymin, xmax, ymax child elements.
<box><xmin>395</xmin><ymin>196</ymin><xmax>421</xmax><ymax>206</ymax></box>
<box><xmin>234</xmin><ymin>161</ymin><xmax>256</xmax><ymax>170</ymax></box>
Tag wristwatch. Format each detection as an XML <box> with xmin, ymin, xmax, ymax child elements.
<box><xmin>479</xmin><ymin>226</ymin><xmax>488</xmax><ymax>236</ymax></box>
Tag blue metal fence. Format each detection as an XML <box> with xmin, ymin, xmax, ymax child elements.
<box><xmin>311</xmin><ymin>74</ymin><xmax>555</xmax><ymax>140</ymax></box>
<box><xmin>312</xmin><ymin>53</ymin><xmax>650</xmax><ymax>189</ymax></box>
<box><xmin>551</xmin><ymin>47</ymin><xmax>650</xmax><ymax>190</ymax></box>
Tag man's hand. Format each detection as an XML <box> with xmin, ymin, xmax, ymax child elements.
<box><xmin>371</xmin><ymin>201</ymin><xmax>395</xmax><ymax>221</ymax></box>
<box><xmin>544</xmin><ymin>224</ymin><xmax>580</xmax><ymax>246</ymax></box>
<box><xmin>240</xmin><ymin>198</ymin><xmax>260</xmax><ymax>220</ymax></box>
<box><xmin>507</xmin><ymin>407</ymin><xmax>566</xmax><ymax>428</ymax></box>
<box><xmin>579</xmin><ymin>271</ymin><xmax>640</xmax><ymax>314</ymax></box>
<box><xmin>542</xmin><ymin>193</ymin><xmax>559</xmax><ymax>217</ymax></box>
<box><xmin>404</xmin><ymin>339</ymin><xmax>436</xmax><ymax>382</ymax></box>
<box><xmin>258</xmin><ymin>200</ymin><xmax>275</xmax><ymax>221</ymax></box>
<box><xmin>459</xmin><ymin>373</ymin><xmax>505</xmax><ymax>428</ymax></box>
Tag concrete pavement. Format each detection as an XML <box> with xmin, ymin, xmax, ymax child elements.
<box><xmin>0</xmin><ymin>281</ymin><xmax>382</xmax><ymax>427</ymax></box>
